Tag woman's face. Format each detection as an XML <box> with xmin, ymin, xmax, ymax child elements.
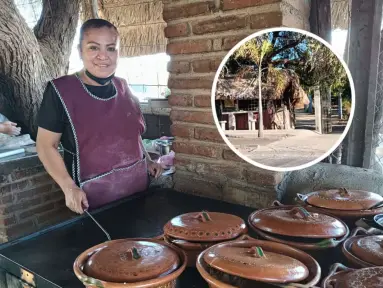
<box><xmin>79</xmin><ymin>26</ymin><xmax>120</xmax><ymax>78</ymax></box>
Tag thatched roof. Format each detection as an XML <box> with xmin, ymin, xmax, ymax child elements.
<box><xmin>81</xmin><ymin>0</ymin><xmax>167</xmax><ymax>57</ymax></box>
<box><xmin>216</xmin><ymin>69</ymin><xmax>309</xmax><ymax>106</ymax></box>
<box><xmin>331</xmin><ymin>0</ymin><xmax>350</xmax><ymax>30</ymax></box>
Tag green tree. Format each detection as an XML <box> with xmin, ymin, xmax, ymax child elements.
<box><xmin>221</xmin><ymin>31</ymin><xmax>348</xmax><ymax>134</ymax></box>
<box><xmin>235</xmin><ymin>38</ymin><xmax>273</xmax><ymax>137</ymax></box>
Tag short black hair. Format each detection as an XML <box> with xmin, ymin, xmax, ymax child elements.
<box><xmin>79</xmin><ymin>18</ymin><xmax>119</xmax><ymax>45</ymax></box>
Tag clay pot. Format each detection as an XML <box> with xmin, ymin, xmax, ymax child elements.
<box><xmin>342</xmin><ymin>227</ymin><xmax>383</xmax><ymax>268</ymax></box>
<box><xmin>321</xmin><ymin>263</ymin><xmax>383</xmax><ymax>288</ymax></box>
<box><xmin>295</xmin><ymin>188</ymin><xmax>383</xmax><ymax>225</ymax></box>
<box><xmin>248</xmin><ymin>201</ymin><xmax>349</xmax><ymax>251</ymax></box>
<box><xmin>196</xmin><ymin>235</ymin><xmax>321</xmax><ymax>288</ymax></box>
<box><xmin>161</xmin><ymin>211</ymin><xmax>248</xmax><ymax>267</ymax></box>
<box><xmin>73</xmin><ymin>238</ymin><xmax>187</xmax><ymax>288</ymax></box>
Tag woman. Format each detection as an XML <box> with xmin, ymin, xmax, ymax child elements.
<box><xmin>36</xmin><ymin>18</ymin><xmax>163</xmax><ymax>214</ymax></box>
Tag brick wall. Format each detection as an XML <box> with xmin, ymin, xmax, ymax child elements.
<box><xmin>163</xmin><ymin>0</ymin><xmax>310</xmax><ymax>208</ymax></box>
<box><xmin>0</xmin><ymin>156</ymin><xmax>74</xmax><ymax>243</ymax></box>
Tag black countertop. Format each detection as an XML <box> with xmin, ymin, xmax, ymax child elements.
<box><xmin>0</xmin><ymin>188</ymin><xmax>256</xmax><ymax>288</ymax></box>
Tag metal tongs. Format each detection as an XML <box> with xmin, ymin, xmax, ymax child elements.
<box><xmin>84</xmin><ymin>209</ymin><xmax>111</xmax><ymax>241</ymax></box>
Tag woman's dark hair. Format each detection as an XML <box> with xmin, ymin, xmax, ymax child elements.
<box><xmin>79</xmin><ymin>18</ymin><xmax>119</xmax><ymax>45</ymax></box>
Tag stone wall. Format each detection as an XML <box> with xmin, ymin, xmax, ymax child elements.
<box><xmin>163</xmin><ymin>0</ymin><xmax>310</xmax><ymax>208</ymax></box>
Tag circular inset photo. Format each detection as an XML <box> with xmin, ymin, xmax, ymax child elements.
<box><xmin>212</xmin><ymin>27</ymin><xmax>355</xmax><ymax>172</ymax></box>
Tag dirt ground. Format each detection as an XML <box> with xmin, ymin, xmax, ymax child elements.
<box><xmin>225</xmin><ymin>109</ymin><xmax>348</xmax><ymax>168</ymax></box>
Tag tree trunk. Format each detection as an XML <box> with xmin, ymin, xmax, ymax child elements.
<box><xmin>258</xmin><ymin>64</ymin><xmax>263</xmax><ymax>138</ymax></box>
<box><xmin>0</xmin><ymin>0</ymin><xmax>81</xmax><ymax>139</ymax></box>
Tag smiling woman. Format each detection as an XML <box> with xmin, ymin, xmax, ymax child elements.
<box><xmin>79</xmin><ymin>20</ymin><xmax>119</xmax><ymax>83</ymax></box>
<box><xmin>35</xmin><ymin>18</ymin><xmax>163</xmax><ymax>215</ymax></box>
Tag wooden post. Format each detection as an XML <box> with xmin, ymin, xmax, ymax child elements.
<box><xmin>320</xmin><ymin>86</ymin><xmax>332</xmax><ymax>134</ymax></box>
<box><xmin>310</xmin><ymin>0</ymin><xmax>332</xmax><ymax>43</ymax></box>
<box><xmin>338</xmin><ymin>93</ymin><xmax>343</xmax><ymax>119</ymax></box>
<box><xmin>310</xmin><ymin>0</ymin><xmax>332</xmax><ymax>135</ymax></box>
<box><xmin>314</xmin><ymin>88</ymin><xmax>322</xmax><ymax>134</ymax></box>
<box><xmin>345</xmin><ymin>0</ymin><xmax>382</xmax><ymax>168</ymax></box>
<box><xmin>91</xmin><ymin>0</ymin><xmax>99</xmax><ymax>18</ymax></box>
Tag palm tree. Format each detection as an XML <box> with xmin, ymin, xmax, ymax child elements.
<box><xmin>235</xmin><ymin>38</ymin><xmax>273</xmax><ymax>138</ymax></box>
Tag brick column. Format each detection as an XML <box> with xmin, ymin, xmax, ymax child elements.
<box><xmin>163</xmin><ymin>0</ymin><xmax>310</xmax><ymax>208</ymax></box>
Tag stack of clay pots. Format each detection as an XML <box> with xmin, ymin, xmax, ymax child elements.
<box><xmin>72</xmin><ymin>187</ymin><xmax>383</xmax><ymax>288</ymax></box>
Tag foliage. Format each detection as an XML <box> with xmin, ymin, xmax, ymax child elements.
<box><xmin>342</xmin><ymin>98</ymin><xmax>352</xmax><ymax>118</ymax></box>
<box><xmin>235</xmin><ymin>37</ymin><xmax>273</xmax><ymax>65</ymax></box>
<box><xmin>164</xmin><ymin>87</ymin><xmax>171</xmax><ymax>98</ymax></box>
<box><xmin>293</xmin><ymin>38</ymin><xmax>348</xmax><ymax>89</ymax></box>
<box><xmin>222</xmin><ymin>31</ymin><xmax>348</xmax><ymax>94</ymax></box>
<box><xmin>267</xmin><ymin>66</ymin><xmax>286</xmax><ymax>95</ymax></box>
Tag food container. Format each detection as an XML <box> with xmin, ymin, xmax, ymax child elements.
<box><xmin>155</xmin><ymin>139</ymin><xmax>173</xmax><ymax>156</ymax></box>
<box><xmin>321</xmin><ymin>263</ymin><xmax>383</xmax><ymax>288</ymax></box>
<box><xmin>295</xmin><ymin>188</ymin><xmax>383</xmax><ymax>226</ymax></box>
<box><xmin>73</xmin><ymin>238</ymin><xmax>187</xmax><ymax>288</ymax></box>
<box><xmin>162</xmin><ymin>211</ymin><xmax>248</xmax><ymax>267</ymax></box>
<box><xmin>196</xmin><ymin>236</ymin><xmax>321</xmax><ymax>288</ymax></box>
<box><xmin>341</xmin><ymin>227</ymin><xmax>383</xmax><ymax>268</ymax></box>
<box><xmin>248</xmin><ymin>202</ymin><xmax>349</xmax><ymax>251</ymax></box>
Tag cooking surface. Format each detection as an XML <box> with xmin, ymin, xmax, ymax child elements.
<box><xmin>0</xmin><ymin>188</ymin><xmax>255</xmax><ymax>287</ymax></box>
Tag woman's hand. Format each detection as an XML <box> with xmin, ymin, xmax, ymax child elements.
<box><xmin>147</xmin><ymin>160</ymin><xmax>163</xmax><ymax>178</ymax></box>
<box><xmin>62</xmin><ymin>184</ymin><xmax>89</xmax><ymax>214</ymax></box>
<box><xmin>0</xmin><ymin>121</ymin><xmax>21</xmax><ymax>136</ymax></box>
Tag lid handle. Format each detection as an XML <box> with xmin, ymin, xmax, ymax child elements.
<box><xmin>127</xmin><ymin>247</ymin><xmax>141</xmax><ymax>260</ymax></box>
<box><xmin>271</xmin><ymin>200</ymin><xmax>285</xmax><ymax>207</ymax></box>
<box><xmin>288</xmin><ymin>207</ymin><xmax>312</xmax><ymax>220</ymax></box>
<box><xmin>350</xmin><ymin>227</ymin><xmax>370</xmax><ymax>237</ymax></box>
<box><xmin>338</xmin><ymin>187</ymin><xmax>350</xmax><ymax>197</ymax></box>
<box><xmin>247</xmin><ymin>246</ymin><xmax>266</xmax><ymax>258</ymax></box>
<box><xmin>193</xmin><ymin>211</ymin><xmax>212</xmax><ymax>222</ymax></box>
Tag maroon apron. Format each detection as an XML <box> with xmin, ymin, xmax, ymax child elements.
<box><xmin>51</xmin><ymin>74</ymin><xmax>149</xmax><ymax>209</ymax></box>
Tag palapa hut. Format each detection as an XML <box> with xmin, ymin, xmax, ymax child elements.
<box><xmin>215</xmin><ymin>69</ymin><xmax>309</xmax><ymax>131</ymax></box>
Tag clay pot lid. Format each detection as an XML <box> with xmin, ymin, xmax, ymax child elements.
<box><xmin>163</xmin><ymin>211</ymin><xmax>247</xmax><ymax>242</ymax></box>
<box><xmin>249</xmin><ymin>206</ymin><xmax>347</xmax><ymax>239</ymax></box>
<box><xmin>83</xmin><ymin>240</ymin><xmax>180</xmax><ymax>283</ymax></box>
<box><xmin>350</xmin><ymin>235</ymin><xmax>383</xmax><ymax>266</ymax></box>
<box><xmin>300</xmin><ymin>188</ymin><xmax>383</xmax><ymax>211</ymax></box>
<box><xmin>338</xmin><ymin>267</ymin><xmax>383</xmax><ymax>288</ymax></box>
<box><xmin>203</xmin><ymin>242</ymin><xmax>309</xmax><ymax>283</ymax></box>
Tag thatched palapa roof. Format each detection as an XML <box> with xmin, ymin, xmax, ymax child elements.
<box><xmin>81</xmin><ymin>0</ymin><xmax>167</xmax><ymax>57</ymax></box>
<box><xmin>216</xmin><ymin>69</ymin><xmax>309</xmax><ymax>106</ymax></box>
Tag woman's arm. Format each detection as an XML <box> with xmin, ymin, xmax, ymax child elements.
<box><xmin>36</xmin><ymin>127</ymin><xmax>88</xmax><ymax>214</ymax></box>
<box><xmin>0</xmin><ymin>121</ymin><xmax>21</xmax><ymax>136</ymax></box>
<box><xmin>140</xmin><ymin>136</ymin><xmax>164</xmax><ymax>178</ymax></box>
<box><xmin>36</xmin><ymin>128</ymin><xmax>73</xmax><ymax>188</ymax></box>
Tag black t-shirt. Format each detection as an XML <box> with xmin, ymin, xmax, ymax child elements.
<box><xmin>37</xmin><ymin>81</ymin><xmax>116</xmax><ymax>184</ymax></box>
